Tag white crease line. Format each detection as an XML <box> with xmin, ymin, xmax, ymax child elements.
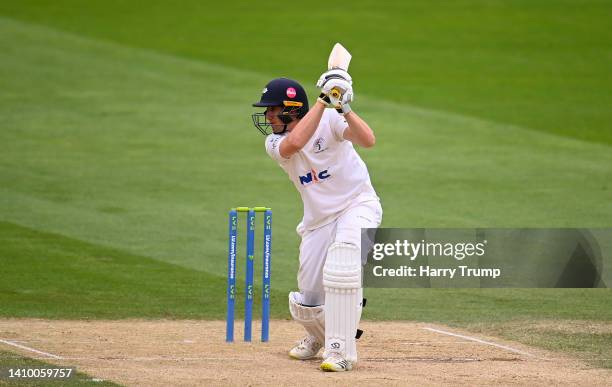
<box><xmin>0</xmin><ymin>338</ymin><xmax>63</xmax><ymax>360</ymax></box>
<box><xmin>422</xmin><ymin>327</ymin><xmax>546</xmax><ymax>360</ymax></box>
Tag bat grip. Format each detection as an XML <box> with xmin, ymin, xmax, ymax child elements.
<box><xmin>330</xmin><ymin>88</ymin><xmax>341</xmax><ymax>99</ymax></box>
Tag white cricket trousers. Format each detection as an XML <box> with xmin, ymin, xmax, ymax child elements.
<box><xmin>297</xmin><ymin>197</ymin><xmax>382</xmax><ymax>306</ymax></box>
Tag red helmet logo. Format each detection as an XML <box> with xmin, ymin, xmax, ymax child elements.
<box><xmin>286</xmin><ymin>87</ymin><xmax>297</xmax><ymax>98</ymax></box>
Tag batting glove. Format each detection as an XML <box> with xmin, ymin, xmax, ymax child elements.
<box><xmin>319</xmin><ymin>78</ymin><xmax>352</xmax><ymax>109</ymax></box>
<box><xmin>316</xmin><ymin>69</ymin><xmax>352</xmax><ymax>89</ymax></box>
<box><xmin>321</xmin><ymin>78</ymin><xmax>352</xmax><ymax>98</ymax></box>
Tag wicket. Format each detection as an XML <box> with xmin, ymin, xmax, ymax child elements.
<box><xmin>226</xmin><ymin>206</ymin><xmax>272</xmax><ymax>342</ymax></box>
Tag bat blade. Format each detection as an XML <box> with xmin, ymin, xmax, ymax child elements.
<box><xmin>327</xmin><ymin>43</ymin><xmax>352</xmax><ymax>71</ymax></box>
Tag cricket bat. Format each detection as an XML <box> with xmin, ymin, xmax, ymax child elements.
<box><xmin>326</xmin><ymin>43</ymin><xmax>352</xmax><ymax>99</ymax></box>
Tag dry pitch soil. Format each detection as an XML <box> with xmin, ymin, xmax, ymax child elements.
<box><xmin>0</xmin><ymin>319</ymin><xmax>611</xmax><ymax>386</ymax></box>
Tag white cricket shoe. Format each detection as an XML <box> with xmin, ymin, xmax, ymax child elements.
<box><xmin>320</xmin><ymin>353</ymin><xmax>353</xmax><ymax>372</ymax></box>
<box><xmin>288</xmin><ymin>335</ymin><xmax>323</xmax><ymax>360</ymax></box>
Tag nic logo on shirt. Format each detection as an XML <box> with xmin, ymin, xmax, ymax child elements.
<box><xmin>299</xmin><ymin>169</ymin><xmax>331</xmax><ymax>185</ymax></box>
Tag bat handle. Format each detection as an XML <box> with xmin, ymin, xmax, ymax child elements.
<box><xmin>330</xmin><ymin>88</ymin><xmax>342</xmax><ymax>99</ymax></box>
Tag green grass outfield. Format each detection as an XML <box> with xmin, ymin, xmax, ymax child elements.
<box><xmin>0</xmin><ymin>0</ymin><xmax>611</xmax><ymax>368</ymax></box>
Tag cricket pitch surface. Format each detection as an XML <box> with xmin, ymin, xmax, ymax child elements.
<box><xmin>1</xmin><ymin>319</ymin><xmax>610</xmax><ymax>386</ymax></box>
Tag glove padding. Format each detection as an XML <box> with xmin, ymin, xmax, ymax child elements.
<box><xmin>316</xmin><ymin>70</ymin><xmax>354</xmax><ymax>114</ymax></box>
<box><xmin>316</xmin><ymin>69</ymin><xmax>353</xmax><ymax>89</ymax></box>
<box><xmin>321</xmin><ymin>78</ymin><xmax>352</xmax><ymax>100</ymax></box>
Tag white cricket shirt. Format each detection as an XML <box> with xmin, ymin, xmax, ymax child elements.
<box><xmin>265</xmin><ymin>109</ymin><xmax>379</xmax><ymax>231</ymax></box>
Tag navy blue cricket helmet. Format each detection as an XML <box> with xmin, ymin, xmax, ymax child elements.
<box><xmin>252</xmin><ymin>78</ymin><xmax>309</xmax><ymax>135</ymax></box>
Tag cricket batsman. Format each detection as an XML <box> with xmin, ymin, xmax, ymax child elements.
<box><xmin>251</xmin><ymin>69</ymin><xmax>382</xmax><ymax>371</ymax></box>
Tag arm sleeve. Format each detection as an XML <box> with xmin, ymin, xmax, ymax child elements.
<box><xmin>265</xmin><ymin>134</ymin><xmax>290</xmax><ymax>163</ymax></box>
<box><xmin>328</xmin><ymin>110</ymin><xmax>349</xmax><ymax>142</ymax></box>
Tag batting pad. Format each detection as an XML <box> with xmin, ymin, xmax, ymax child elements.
<box><xmin>288</xmin><ymin>292</ymin><xmax>325</xmax><ymax>345</ymax></box>
<box><xmin>323</xmin><ymin>242</ymin><xmax>362</xmax><ymax>363</ymax></box>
